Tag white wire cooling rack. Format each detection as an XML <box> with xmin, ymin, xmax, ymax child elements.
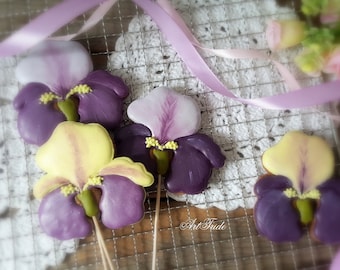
<box><xmin>0</xmin><ymin>0</ymin><xmax>340</xmax><ymax>269</ymax></box>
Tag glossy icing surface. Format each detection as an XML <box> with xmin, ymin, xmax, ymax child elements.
<box><xmin>34</xmin><ymin>122</ymin><xmax>153</xmax><ymax>240</ymax></box>
<box><xmin>116</xmin><ymin>87</ymin><xmax>225</xmax><ymax>194</ymax></box>
<box><xmin>262</xmin><ymin>131</ymin><xmax>334</xmax><ymax>193</ymax></box>
<box><xmin>14</xmin><ymin>41</ymin><xmax>129</xmax><ymax>145</ymax></box>
<box><xmin>254</xmin><ymin>131</ymin><xmax>340</xmax><ymax>243</ymax></box>
<box><xmin>127</xmin><ymin>86</ymin><xmax>201</xmax><ymax>143</ymax></box>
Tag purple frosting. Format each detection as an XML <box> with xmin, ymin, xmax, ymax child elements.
<box><xmin>313</xmin><ymin>178</ymin><xmax>340</xmax><ymax>243</ymax></box>
<box><xmin>77</xmin><ymin>71</ymin><xmax>129</xmax><ymax>128</ymax></box>
<box><xmin>254</xmin><ymin>175</ymin><xmax>303</xmax><ymax>242</ymax></box>
<box><xmin>114</xmin><ymin>124</ymin><xmax>225</xmax><ymax>194</ymax></box>
<box><xmin>98</xmin><ymin>175</ymin><xmax>146</xmax><ymax>229</ymax></box>
<box><xmin>38</xmin><ymin>175</ymin><xmax>147</xmax><ymax>240</ymax></box>
<box><xmin>13</xmin><ymin>83</ymin><xmax>66</xmax><ymax>145</ymax></box>
<box><xmin>254</xmin><ymin>175</ymin><xmax>340</xmax><ymax>243</ymax></box>
<box><xmin>14</xmin><ymin>71</ymin><xmax>129</xmax><ymax>146</ymax></box>
<box><xmin>39</xmin><ymin>189</ymin><xmax>92</xmax><ymax>240</ymax></box>
<box><xmin>165</xmin><ymin>133</ymin><xmax>225</xmax><ymax>194</ymax></box>
<box><xmin>114</xmin><ymin>124</ymin><xmax>157</xmax><ymax>177</ymax></box>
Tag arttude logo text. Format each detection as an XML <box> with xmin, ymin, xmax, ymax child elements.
<box><xmin>179</xmin><ymin>218</ymin><xmax>226</xmax><ymax>231</ymax></box>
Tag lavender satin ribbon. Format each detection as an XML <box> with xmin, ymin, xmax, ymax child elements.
<box><xmin>0</xmin><ymin>0</ymin><xmax>339</xmax><ymax>110</ymax></box>
<box><xmin>134</xmin><ymin>0</ymin><xmax>340</xmax><ymax>109</ymax></box>
<box><xmin>0</xmin><ymin>0</ymin><xmax>108</xmax><ymax>56</ymax></box>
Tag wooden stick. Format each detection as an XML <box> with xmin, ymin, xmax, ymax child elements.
<box><xmin>92</xmin><ymin>216</ymin><xmax>115</xmax><ymax>270</ymax></box>
<box><xmin>96</xmin><ymin>226</ymin><xmax>108</xmax><ymax>270</ymax></box>
<box><xmin>151</xmin><ymin>174</ymin><xmax>162</xmax><ymax>270</ymax></box>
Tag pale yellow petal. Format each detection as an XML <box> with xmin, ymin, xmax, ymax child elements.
<box><xmin>100</xmin><ymin>157</ymin><xmax>154</xmax><ymax>187</ymax></box>
<box><xmin>36</xmin><ymin>122</ymin><xmax>114</xmax><ymax>188</ymax></box>
<box><xmin>262</xmin><ymin>131</ymin><xmax>334</xmax><ymax>193</ymax></box>
<box><xmin>33</xmin><ymin>174</ymin><xmax>69</xmax><ymax>199</ymax></box>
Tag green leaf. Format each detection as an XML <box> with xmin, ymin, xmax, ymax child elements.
<box><xmin>302</xmin><ymin>27</ymin><xmax>335</xmax><ymax>53</ymax></box>
<box><xmin>301</xmin><ymin>0</ymin><xmax>328</xmax><ymax>16</ymax></box>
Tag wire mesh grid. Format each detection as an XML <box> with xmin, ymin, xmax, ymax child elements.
<box><xmin>0</xmin><ymin>0</ymin><xmax>340</xmax><ymax>269</ymax></box>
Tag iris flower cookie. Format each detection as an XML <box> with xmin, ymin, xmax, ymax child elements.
<box><xmin>114</xmin><ymin>87</ymin><xmax>225</xmax><ymax>194</ymax></box>
<box><xmin>14</xmin><ymin>40</ymin><xmax>129</xmax><ymax>145</ymax></box>
<box><xmin>254</xmin><ymin>131</ymin><xmax>340</xmax><ymax>243</ymax></box>
<box><xmin>33</xmin><ymin>122</ymin><xmax>153</xmax><ymax>240</ymax></box>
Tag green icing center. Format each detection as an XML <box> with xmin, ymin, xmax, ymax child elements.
<box><xmin>284</xmin><ymin>187</ymin><xmax>320</xmax><ymax>225</ymax></box>
<box><xmin>152</xmin><ymin>149</ymin><xmax>172</xmax><ymax>176</ymax></box>
<box><xmin>57</xmin><ymin>99</ymin><xmax>79</xmax><ymax>121</ymax></box>
<box><xmin>145</xmin><ymin>137</ymin><xmax>177</xmax><ymax>176</ymax></box>
<box><xmin>39</xmin><ymin>84</ymin><xmax>93</xmax><ymax>122</ymax></box>
<box><xmin>295</xmin><ymin>199</ymin><xmax>314</xmax><ymax>225</ymax></box>
<box><xmin>77</xmin><ymin>189</ymin><xmax>99</xmax><ymax>217</ymax></box>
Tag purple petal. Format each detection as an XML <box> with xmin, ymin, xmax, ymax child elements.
<box><xmin>13</xmin><ymin>83</ymin><xmax>65</xmax><ymax>145</ymax></box>
<box><xmin>114</xmin><ymin>124</ymin><xmax>157</xmax><ymax>177</ymax></box>
<box><xmin>313</xmin><ymin>178</ymin><xmax>340</xmax><ymax>243</ymax></box>
<box><xmin>165</xmin><ymin>133</ymin><xmax>225</xmax><ymax>194</ymax></box>
<box><xmin>98</xmin><ymin>175</ymin><xmax>145</xmax><ymax>229</ymax></box>
<box><xmin>254</xmin><ymin>188</ymin><xmax>303</xmax><ymax>242</ymax></box>
<box><xmin>127</xmin><ymin>87</ymin><xmax>201</xmax><ymax>143</ymax></box>
<box><xmin>80</xmin><ymin>70</ymin><xmax>129</xmax><ymax>98</ymax></box>
<box><xmin>15</xmin><ymin>41</ymin><xmax>93</xmax><ymax>97</ymax></box>
<box><xmin>39</xmin><ymin>189</ymin><xmax>92</xmax><ymax>240</ymax></box>
<box><xmin>77</xmin><ymin>71</ymin><xmax>129</xmax><ymax>129</ymax></box>
<box><xmin>254</xmin><ymin>175</ymin><xmax>293</xmax><ymax>197</ymax></box>
<box><xmin>176</xmin><ymin>133</ymin><xmax>225</xmax><ymax>168</ymax></box>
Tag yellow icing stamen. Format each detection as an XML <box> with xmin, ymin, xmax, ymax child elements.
<box><xmin>164</xmin><ymin>141</ymin><xmax>178</xmax><ymax>150</ymax></box>
<box><xmin>283</xmin><ymin>188</ymin><xmax>298</xmax><ymax>198</ymax></box>
<box><xmin>39</xmin><ymin>92</ymin><xmax>59</xmax><ymax>104</ymax></box>
<box><xmin>84</xmin><ymin>175</ymin><xmax>103</xmax><ymax>190</ymax></box>
<box><xmin>283</xmin><ymin>187</ymin><xmax>321</xmax><ymax>200</ymax></box>
<box><xmin>60</xmin><ymin>184</ymin><xmax>78</xmax><ymax>196</ymax></box>
<box><xmin>145</xmin><ymin>137</ymin><xmax>178</xmax><ymax>151</ymax></box>
<box><xmin>300</xmin><ymin>189</ymin><xmax>321</xmax><ymax>200</ymax></box>
<box><xmin>66</xmin><ymin>84</ymin><xmax>92</xmax><ymax>99</ymax></box>
<box><xmin>145</xmin><ymin>137</ymin><xmax>159</xmax><ymax>148</ymax></box>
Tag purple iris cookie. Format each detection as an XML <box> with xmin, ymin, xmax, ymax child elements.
<box><xmin>14</xmin><ymin>40</ymin><xmax>129</xmax><ymax>145</ymax></box>
<box><xmin>114</xmin><ymin>87</ymin><xmax>225</xmax><ymax>194</ymax></box>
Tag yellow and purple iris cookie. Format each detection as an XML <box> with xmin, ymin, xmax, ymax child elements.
<box><xmin>33</xmin><ymin>122</ymin><xmax>153</xmax><ymax>240</ymax></box>
<box><xmin>254</xmin><ymin>131</ymin><xmax>340</xmax><ymax>243</ymax></box>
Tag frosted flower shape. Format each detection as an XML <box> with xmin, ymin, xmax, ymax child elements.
<box><xmin>115</xmin><ymin>87</ymin><xmax>225</xmax><ymax>194</ymax></box>
<box><xmin>254</xmin><ymin>131</ymin><xmax>340</xmax><ymax>243</ymax></box>
<box><xmin>14</xmin><ymin>40</ymin><xmax>129</xmax><ymax>145</ymax></box>
<box><xmin>33</xmin><ymin>122</ymin><xmax>153</xmax><ymax>240</ymax></box>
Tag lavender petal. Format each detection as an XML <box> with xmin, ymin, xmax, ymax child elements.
<box><xmin>13</xmin><ymin>83</ymin><xmax>65</xmax><ymax>145</ymax></box>
<box><xmin>127</xmin><ymin>87</ymin><xmax>201</xmax><ymax>143</ymax></box>
<box><xmin>80</xmin><ymin>70</ymin><xmax>129</xmax><ymax>98</ymax></box>
<box><xmin>39</xmin><ymin>189</ymin><xmax>92</xmax><ymax>240</ymax></box>
<box><xmin>15</xmin><ymin>40</ymin><xmax>93</xmax><ymax>97</ymax></box>
<box><xmin>77</xmin><ymin>71</ymin><xmax>129</xmax><ymax>129</ymax></box>
<box><xmin>98</xmin><ymin>175</ymin><xmax>146</xmax><ymax>229</ymax></box>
